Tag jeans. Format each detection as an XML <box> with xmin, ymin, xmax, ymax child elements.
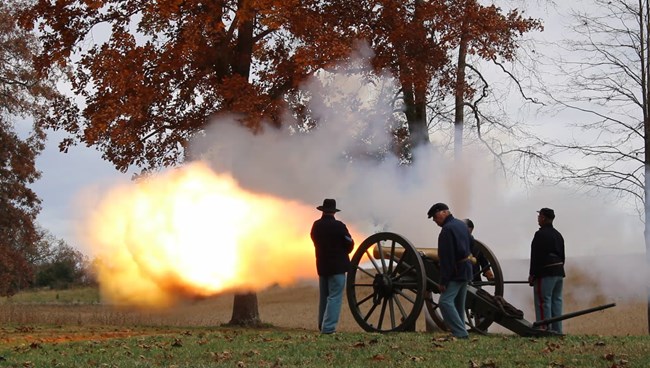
<box><xmin>318</xmin><ymin>274</ymin><xmax>346</xmax><ymax>334</ymax></box>
<box><xmin>533</xmin><ymin>276</ymin><xmax>564</xmax><ymax>333</ymax></box>
<box><xmin>439</xmin><ymin>280</ymin><xmax>469</xmax><ymax>338</ymax></box>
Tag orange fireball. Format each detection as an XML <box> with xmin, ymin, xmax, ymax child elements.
<box><xmin>84</xmin><ymin>162</ymin><xmax>361</xmax><ymax>308</ymax></box>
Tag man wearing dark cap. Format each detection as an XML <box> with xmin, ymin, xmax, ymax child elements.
<box><xmin>462</xmin><ymin>218</ymin><xmax>495</xmax><ymax>282</ymax></box>
<box><xmin>428</xmin><ymin>202</ymin><xmax>473</xmax><ymax>338</ymax></box>
<box><xmin>528</xmin><ymin>207</ymin><xmax>565</xmax><ymax>334</ymax></box>
<box><xmin>311</xmin><ymin>198</ymin><xmax>355</xmax><ymax>334</ymax></box>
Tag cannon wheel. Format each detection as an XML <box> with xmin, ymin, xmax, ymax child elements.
<box><xmin>346</xmin><ymin>232</ymin><xmax>426</xmax><ymax>332</ymax></box>
<box><xmin>425</xmin><ymin>239</ymin><xmax>504</xmax><ymax>333</ymax></box>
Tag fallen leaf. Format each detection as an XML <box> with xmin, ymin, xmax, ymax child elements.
<box><xmin>352</xmin><ymin>341</ymin><xmax>366</xmax><ymax>348</ymax></box>
<box><xmin>410</xmin><ymin>356</ymin><xmax>423</xmax><ymax>362</ymax></box>
<box><xmin>371</xmin><ymin>354</ymin><xmax>387</xmax><ymax>361</ymax></box>
<box><xmin>594</xmin><ymin>341</ymin><xmax>606</xmax><ymax>346</ymax></box>
<box><xmin>171</xmin><ymin>338</ymin><xmax>183</xmax><ymax>347</ymax></box>
<box><xmin>603</xmin><ymin>353</ymin><xmax>615</xmax><ymax>361</ymax></box>
<box><xmin>210</xmin><ymin>351</ymin><xmax>232</xmax><ymax>361</ymax></box>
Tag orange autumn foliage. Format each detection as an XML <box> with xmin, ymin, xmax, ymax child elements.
<box><xmin>21</xmin><ymin>0</ymin><xmax>542</xmax><ymax>172</ymax></box>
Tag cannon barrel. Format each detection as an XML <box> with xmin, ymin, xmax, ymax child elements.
<box><xmin>372</xmin><ymin>245</ymin><xmax>476</xmax><ymax>264</ymax></box>
<box><xmin>532</xmin><ymin>303</ymin><xmax>616</xmax><ymax>328</ymax></box>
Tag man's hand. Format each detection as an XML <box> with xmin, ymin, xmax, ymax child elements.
<box><xmin>484</xmin><ymin>269</ymin><xmax>495</xmax><ymax>281</ymax></box>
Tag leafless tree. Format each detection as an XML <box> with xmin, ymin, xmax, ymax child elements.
<box><xmin>536</xmin><ymin>0</ymin><xmax>650</xmax><ymax>334</ymax></box>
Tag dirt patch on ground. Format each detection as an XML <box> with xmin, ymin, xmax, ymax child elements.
<box><xmin>0</xmin><ymin>326</ymin><xmax>165</xmax><ymax>345</ymax></box>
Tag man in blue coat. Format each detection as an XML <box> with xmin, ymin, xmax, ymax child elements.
<box><xmin>428</xmin><ymin>202</ymin><xmax>473</xmax><ymax>338</ymax></box>
<box><xmin>528</xmin><ymin>207</ymin><xmax>565</xmax><ymax>333</ymax></box>
<box><xmin>311</xmin><ymin>198</ymin><xmax>355</xmax><ymax>334</ymax></box>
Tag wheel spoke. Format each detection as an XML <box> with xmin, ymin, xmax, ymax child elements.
<box><xmin>377</xmin><ymin>297</ymin><xmax>388</xmax><ymax>330</ymax></box>
<box><xmin>391</xmin><ymin>293</ymin><xmax>409</xmax><ymax>321</ymax></box>
<box><xmin>387</xmin><ymin>240</ymin><xmax>397</xmax><ymax>275</ymax></box>
<box><xmin>394</xmin><ymin>288</ymin><xmax>417</xmax><ymax>304</ymax></box>
<box><xmin>389</xmin><ymin>250</ymin><xmax>407</xmax><ymax>277</ymax></box>
<box><xmin>364</xmin><ymin>249</ymin><xmax>384</xmax><ymax>275</ymax></box>
<box><xmin>356</xmin><ymin>265</ymin><xmax>376</xmax><ymax>279</ymax></box>
<box><xmin>388</xmin><ymin>296</ymin><xmax>396</xmax><ymax>329</ymax></box>
<box><xmin>392</xmin><ymin>263</ymin><xmax>416</xmax><ymax>281</ymax></box>
<box><xmin>354</xmin><ymin>291</ymin><xmax>377</xmax><ymax>309</ymax></box>
<box><xmin>362</xmin><ymin>299</ymin><xmax>381</xmax><ymax>322</ymax></box>
<box><xmin>376</xmin><ymin>240</ymin><xmax>389</xmax><ymax>273</ymax></box>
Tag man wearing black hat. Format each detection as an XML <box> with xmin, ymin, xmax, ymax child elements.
<box><xmin>311</xmin><ymin>198</ymin><xmax>355</xmax><ymax>334</ymax></box>
<box><xmin>528</xmin><ymin>207</ymin><xmax>565</xmax><ymax>334</ymax></box>
<box><xmin>428</xmin><ymin>202</ymin><xmax>473</xmax><ymax>339</ymax></box>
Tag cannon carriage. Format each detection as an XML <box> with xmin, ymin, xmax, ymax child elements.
<box><xmin>346</xmin><ymin>232</ymin><xmax>615</xmax><ymax>337</ymax></box>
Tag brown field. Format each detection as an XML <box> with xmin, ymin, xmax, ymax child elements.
<box><xmin>0</xmin><ymin>274</ymin><xmax>646</xmax><ymax>337</ymax></box>
<box><xmin>0</xmin><ymin>254</ymin><xmax>647</xmax><ymax>336</ymax></box>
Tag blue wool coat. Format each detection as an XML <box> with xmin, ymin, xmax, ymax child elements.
<box><xmin>437</xmin><ymin>214</ymin><xmax>473</xmax><ymax>286</ymax></box>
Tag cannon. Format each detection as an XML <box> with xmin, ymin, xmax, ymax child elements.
<box><xmin>346</xmin><ymin>232</ymin><xmax>615</xmax><ymax>336</ymax></box>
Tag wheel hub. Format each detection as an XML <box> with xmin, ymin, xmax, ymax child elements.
<box><xmin>373</xmin><ymin>273</ymin><xmax>394</xmax><ymax>301</ymax></box>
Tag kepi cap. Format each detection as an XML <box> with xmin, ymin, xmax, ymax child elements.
<box><xmin>537</xmin><ymin>207</ymin><xmax>555</xmax><ymax>219</ymax></box>
<box><xmin>427</xmin><ymin>202</ymin><xmax>449</xmax><ymax>218</ymax></box>
<box><xmin>463</xmin><ymin>218</ymin><xmax>474</xmax><ymax>229</ymax></box>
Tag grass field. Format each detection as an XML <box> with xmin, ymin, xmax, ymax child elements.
<box><xmin>0</xmin><ymin>323</ymin><xmax>648</xmax><ymax>367</ymax></box>
<box><xmin>0</xmin><ymin>283</ymin><xmax>648</xmax><ymax>367</ymax></box>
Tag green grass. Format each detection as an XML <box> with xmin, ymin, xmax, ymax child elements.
<box><xmin>0</xmin><ymin>287</ymin><xmax>100</xmax><ymax>305</ymax></box>
<box><xmin>0</xmin><ymin>325</ymin><xmax>647</xmax><ymax>368</ymax></box>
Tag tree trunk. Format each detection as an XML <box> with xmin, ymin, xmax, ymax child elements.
<box><xmin>639</xmin><ymin>1</ymin><xmax>650</xmax><ymax>334</ymax></box>
<box><xmin>645</xmin><ymin>165</ymin><xmax>650</xmax><ymax>335</ymax></box>
<box><xmin>228</xmin><ymin>292</ymin><xmax>262</xmax><ymax>327</ymax></box>
<box><xmin>403</xmin><ymin>84</ymin><xmax>430</xmax><ymax>152</ymax></box>
<box><xmin>454</xmin><ymin>33</ymin><xmax>468</xmax><ymax>160</ymax></box>
<box><xmin>223</xmin><ymin>2</ymin><xmax>263</xmax><ymax>329</ymax></box>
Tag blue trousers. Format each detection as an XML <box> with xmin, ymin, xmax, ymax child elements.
<box><xmin>533</xmin><ymin>276</ymin><xmax>564</xmax><ymax>333</ymax></box>
<box><xmin>439</xmin><ymin>280</ymin><xmax>469</xmax><ymax>338</ymax></box>
<box><xmin>318</xmin><ymin>274</ymin><xmax>345</xmax><ymax>334</ymax></box>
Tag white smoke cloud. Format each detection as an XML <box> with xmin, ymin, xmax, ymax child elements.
<box><xmin>188</xmin><ymin>46</ymin><xmax>645</xmax><ymax>306</ymax></box>
<box><xmin>191</xmin><ymin>58</ymin><xmax>643</xmax><ymax>251</ymax></box>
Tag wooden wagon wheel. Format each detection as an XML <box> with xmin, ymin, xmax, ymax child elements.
<box><xmin>425</xmin><ymin>239</ymin><xmax>504</xmax><ymax>333</ymax></box>
<box><xmin>346</xmin><ymin>232</ymin><xmax>426</xmax><ymax>332</ymax></box>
